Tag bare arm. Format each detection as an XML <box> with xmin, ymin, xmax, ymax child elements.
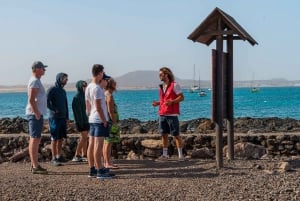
<box><xmin>95</xmin><ymin>99</ymin><xmax>107</xmax><ymax>127</ymax></box>
<box><xmin>85</xmin><ymin>100</ymin><xmax>91</xmax><ymax>116</ymax></box>
<box><xmin>106</xmin><ymin>95</ymin><xmax>116</xmax><ymax>123</ymax></box>
<box><xmin>165</xmin><ymin>93</ymin><xmax>184</xmax><ymax>106</ymax></box>
<box><xmin>29</xmin><ymin>88</ymin><xmax>41</xmax><ymax>120</ymax></box>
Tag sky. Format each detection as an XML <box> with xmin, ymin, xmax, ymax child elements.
<box><xmin>0</xmin><ymin>0</ymin><xmax>300</xmax><ymax>86</ymax></box>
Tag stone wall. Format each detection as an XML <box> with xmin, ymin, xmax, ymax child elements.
<box><xmin>1</xmin><ymin>133</ymin><xmax>300</xmax><ymax>163</ymax></box>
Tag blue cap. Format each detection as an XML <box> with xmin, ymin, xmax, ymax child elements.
<box><xmin>103</xmin><ymin>73</ymin><xmax>111</xmax><ymax>79</ymax></box>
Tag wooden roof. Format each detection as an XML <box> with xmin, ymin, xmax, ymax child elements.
<box><xmin>188</xmin><ymin>7</ymin><xmax>258</xmax><ymax>46</ymax></box>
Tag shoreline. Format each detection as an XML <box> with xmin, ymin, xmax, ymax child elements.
<box><xmin>2</xmin><ymin>85</ymin><xmax>300</xmax><ymax>93</ymax></box>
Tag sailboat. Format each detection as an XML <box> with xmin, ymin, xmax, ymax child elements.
<box><xmin>198</xmin><ymin>74</ymin><xmax>207</xmax><ymax>97</ymax></box>
<box><xmin>188</xmin><ymin>65</ymin><xmax>200</xmax><ymax>93</ymax></box>
<box><xmin>250</xmin><ymin>73</ymin><xmax>260</xmax><ymax>93</ymax></box>
<box><xmin>199</xmin><ymin>89</ymin><xmax>207</xmax><ymax>96</ymax></box>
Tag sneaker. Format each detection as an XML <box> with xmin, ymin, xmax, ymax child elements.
<box><xmin>88</xmin><ymin>167</ymin><xmax>97</xmax><ymax>178</ymax></box>
<box><xmin>72</xmin><ymin>156</ymin><xmax>82</xmax><ymax>162</ymax></box>
<box><xmin>103</xmin><ymin>167</ymin><xmax>115</xmax><ymax>177</ymax></box>
<box><xmin>155</xmin><ymin>155</ymin><xmax>170</xmax><ymax>162</ymax></box>
<box><xmin>81</xmin><ymin>156</ymin><xmax>88</xmax><ymax>162</ymax></box>
<box><xmin>178</xmin><ymin>156</ymin><xmax>186</xmax><ymax>162</ymax></box>
<box><xmin>52</xmin><ymin>158</ymin><xmax>63</xmax><ymax>166</ymax></box>
<box><xmin>57</xmin><ymin>156</ymin><xmax>67</xmax><ymax>163</ymax></box>
<box><xmin>32</xmin><ymin>165</ymin><xmax>48</xmax><ymax>174</ymax></box>
<box><xmin>96</xmin><ymin>168</ymin><xmax>113</xmax><ymax>179</ymax></box>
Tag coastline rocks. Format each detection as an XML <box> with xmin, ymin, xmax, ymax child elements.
<box><xmin>2</xmin><ymin>116</ymin><xmax>300</xmax><ymax>135</ymax></box>
<box><xmin>2</xmin><ymin>117</ymin><xmax>300</xmax><ymax>163</ymax></box>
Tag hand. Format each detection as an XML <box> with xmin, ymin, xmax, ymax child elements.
<box><xmin>35</xmin><ymin>113</ymin><xmax>41</xmax><ymax>120</ymax></box>
<box><xmin>165</xmin><ymin>100</ymin><xmax>174</xmax><ymax>106</ymax></box>
<box><xmin>152</xmin><ymin>101</ymin><xmax>159</xmax><ymax>107</ymax></box>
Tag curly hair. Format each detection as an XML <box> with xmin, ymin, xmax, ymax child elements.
<box><xmin>159</xmin><ymin>67</ymin><xmax>175</xmax><ymax>82</ymax></box>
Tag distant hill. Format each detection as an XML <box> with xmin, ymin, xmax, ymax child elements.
<box><xmin>114</xmin><ymin>70</ymin><xmax>208</xmax><ymax>89</ymax></box>
<box><xmin>115</xmin><ymin>71</ymin><xmax>159</xmax><ymax>89</ymax></box>
<box><xmin>2</xmin><ymin>70</ymin><xmax>300</xmax><ymax>92</ymax></box>
<box><xmin>114</xmin><ymin>71</ymin><xmax>300</xmax><ymax>89</ymax></box>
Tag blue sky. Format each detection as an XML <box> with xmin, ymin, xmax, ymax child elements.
<box><xmin>0</xmin><ymin>0</ymin><xmax>299</xmax><ymax>85</ymax></box>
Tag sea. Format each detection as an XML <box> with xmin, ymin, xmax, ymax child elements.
<box><xmin>1</xmin><ymin>87</ymin><xmax>300</xmax><ymax>121</ymax></box>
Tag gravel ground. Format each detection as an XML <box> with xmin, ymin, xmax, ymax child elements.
<box><xmin>1</xmin><ymin>158</ymin><xmax>300</xmax><ymax>201</ymax></box>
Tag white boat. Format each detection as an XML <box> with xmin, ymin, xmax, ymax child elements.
<box><xmin>199</xmin><ymin>89</ymin><xmax>207</xmax><ymax>97</ymax></box>
<box><xmin>189</xmin><ymin>65</ymin><xmax>200</xmax><ymax>93</ymax></box>
<box><xmin>251</xmin><ymin>87</ymin><xmax>260</xmax><ymax>93</ymax></box>
<box><xmin>189</xmin><ymin>85</ymin><xmax>200</xmax><ymax>93</ymax></box>
<box><xmin>250</xmin><ymin>73</ymin><xmax>260</xmax><ymax>93</ymax></box>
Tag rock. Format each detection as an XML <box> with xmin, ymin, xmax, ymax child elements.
<box><xmin>126</xmin><ymin>150</ymin><xmax>139</xmax><ymax>160</ymax></box>
<box><xmin>278</xmin><ymin>162</ymin><xmax>293</xmax><ymax>172</ymax></box>
<box><xmin>141</xmin><ymin>139</ymin><xmax>161</xmax><ymax>149</ymax></box>
<box><xmin>190</xmin><ymin>147</ymin><xmax>214</xmax><ymax>159</ymax></box>
<box><xmin>9</xmin><ymin>147</ymin><xmax>29</xmax><ymax>162</ymax></box>
<box><xmin>223</xmin><ymin>142</ymin><xmax>266</xmax><ymax>159</ymax></box>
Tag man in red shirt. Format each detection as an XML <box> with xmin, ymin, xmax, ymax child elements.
<box><xmin>152</xmin><ymin>67</ymin><xmax>185</xmax><ymax>161</ymax></box>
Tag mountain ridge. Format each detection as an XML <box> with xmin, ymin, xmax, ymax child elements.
<box><xmin>1</xmin><ymin>70</ymin><xmax>300</xmax><ymax>92</ymax></box>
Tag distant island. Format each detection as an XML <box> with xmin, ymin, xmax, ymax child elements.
<box><xmin>1</xmin><ymin>71</ymin><xmax>300</xmax><ymax>93</ymax></box>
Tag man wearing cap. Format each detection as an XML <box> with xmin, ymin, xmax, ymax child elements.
<box><xmin>25</xmin><ymin>61</ymin><xmax>48</xmax><ymax>174</ymax></box>
<box><xmin>85</xmin><ymin>64</ymin><xmax>114</xmax><ymax>179</ymax></box>
<box><xmin>47</xmin><ymin>72</ymin><xmax>69</xmax><ymax>166</ymax></box>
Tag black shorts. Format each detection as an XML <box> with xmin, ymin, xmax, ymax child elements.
<box><xmin>76</xmin><ymin>123</ymin><xmax>90</xmax><ymax>132</ymax></box>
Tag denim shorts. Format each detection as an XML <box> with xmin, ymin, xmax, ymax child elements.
<box><xmin>89</xmin><ymin>123</ymin><xmax>110</xmax><ymax>137</ymax></box>
<box><xmin>159</xmin><ymin>115</ymin><xmax>180</xmax><ymax>136</ymax></box>
<box><xmin>49</xmin><ymin>117</ymin><xmax>67</xmax><ymax>140</ymax></box>
<box><xmin>27</xmin><ymin>115</ymin><xmax>44</xmax><ymax>138</ymax></box>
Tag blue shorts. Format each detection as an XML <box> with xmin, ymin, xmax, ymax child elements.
<box><xmin>159</xmin><ymin>116</ymin><xmax>180</xmax><ymax>136</ymax></box>
<box><xmin>27</xmin><ymin>115</ymin><xmax>44</xmax><ymax>138</ymax></box>
<box><xmin>49</xmin><ymin>117</ymin><xmax>67</xmax><ymax>140</ymax></box>
<box><xmin>89</xmin><ymin>123</ymin><xmax>110</xmax><ymax>137</ymax></box>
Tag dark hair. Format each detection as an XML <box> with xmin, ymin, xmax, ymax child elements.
<box><xmin>92</xmin><ymin>64</ymin><xmax>104</xmax><ymax>77</ymax></box>
<box><xmin>159</xmin><ymin>67</ymin><xmax>175</xmax><ymax>82</ymax></box>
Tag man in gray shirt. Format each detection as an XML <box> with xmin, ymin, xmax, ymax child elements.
<box><xmin>25</xmin><ymin>61</ymin><xmax>48</xmax><ymax>174</ymax></box>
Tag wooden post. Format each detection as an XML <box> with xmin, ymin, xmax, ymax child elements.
<box><xmin>226</xmin><ymin>37</ymin><xmax>234</xmax><ymax>160</ymax></box>
<box><xmin>215</xmin><ymin>18</ymin><xmax>224</xmax><ymax>168</ymax></box>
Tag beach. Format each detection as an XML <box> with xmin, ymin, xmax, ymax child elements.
<box><xmin>1</xmin><ymin>157</ymin><xmax>300</xmax><ymax>200</ymax></box>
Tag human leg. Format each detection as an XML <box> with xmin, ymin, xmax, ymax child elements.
<box><xmin>158</xmin><ymin>116</ymin><xmax>170</xmax><ymax>158</ymax></box>
<box><xmin>87</xmin><ymin>136</ymin><xmax>95</xmax><ymax>168</ymax></box>
<box><xmin>49</xmin><ymin>117</ymin><xmax>62</xmax><ymax>165</ymax></box>
<box><xmin>80</xmin><ymin>130</ymin><xmax>88</xmax><ymax>157</ymax></box>
<box><xmin>29</xmin><ymin>137</ymin><xmax>41</xmax><ymax>168</ymax></box>
<box><xmin>27</xmin><ymin>115</ymin><xmax>45</xmax><ymax>170</ymax></box>
<box><xmin>51</xmin><ymin>140</ymin><xmax>58</xmax><ymax>159</ymax></box>
<box><xmin>94</xmin><ymin>123</ymin><xmax>114</xmax><ymax>179</ymax></box>
<box><xmin>169</xmin><ymin>116</ymin><xmax>184</xmax><ymax>159</ymax></box>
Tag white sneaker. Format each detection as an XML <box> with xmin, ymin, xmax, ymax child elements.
<box><xmin>155</xmin><ymin>155</ymin><xmax>170</xmax><ymax>162</ymax></box>
<box><xmin>72</xmin><ymin>156</ymin><xmax>82</xmax><ymax>162</ymax></box>
<box><xmin>178</xmin><ymin>156</ymin><xmax>186</xmax><ymax>162</ymax></box>
<box><xmin>81</xmin><ymin>157</ymin><xmax>88</xmax><ymax>162</ymax></box>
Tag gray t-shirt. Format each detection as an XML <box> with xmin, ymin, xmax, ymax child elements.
<box><xmin>25</xmin><ymin>76</ymin><xmax>47</xmax><ymax>115</ymax></box>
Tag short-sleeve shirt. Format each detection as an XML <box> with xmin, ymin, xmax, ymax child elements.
<box><xmin>85</xmin><ymin>83</ymin><xmax>109</xmax><ymax>124</ymax></box>
<box><xmin>25</xmin><ymin>76</ymin><xmax>47</xmax><ymax>115</ymax></box>
<box><xmin>173</xmin><ymin>82</ymin><xmax>182</xmax><ymax>95</ymax></box>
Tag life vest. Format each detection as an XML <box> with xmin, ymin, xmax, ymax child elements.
<box><xmin>158</xmin><ymin>81</ymin><xmax>180</xmax><ymax>115</ymax></box>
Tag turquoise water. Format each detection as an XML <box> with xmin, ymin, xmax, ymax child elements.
<box><xmin>1</xmin><ymin>87</ymin><xmax>300</xmax><ymax>121</ymax></box>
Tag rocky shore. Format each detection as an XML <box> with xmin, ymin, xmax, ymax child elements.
<box><xmin>1</xmin><ymin>116</ymin><xmax>300</xmax><ymax>164</ymax></box>
<box><xmin>2</xmin><ymin>116</ymin><xmax>300</xmax><ymax>135</ymax></box>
